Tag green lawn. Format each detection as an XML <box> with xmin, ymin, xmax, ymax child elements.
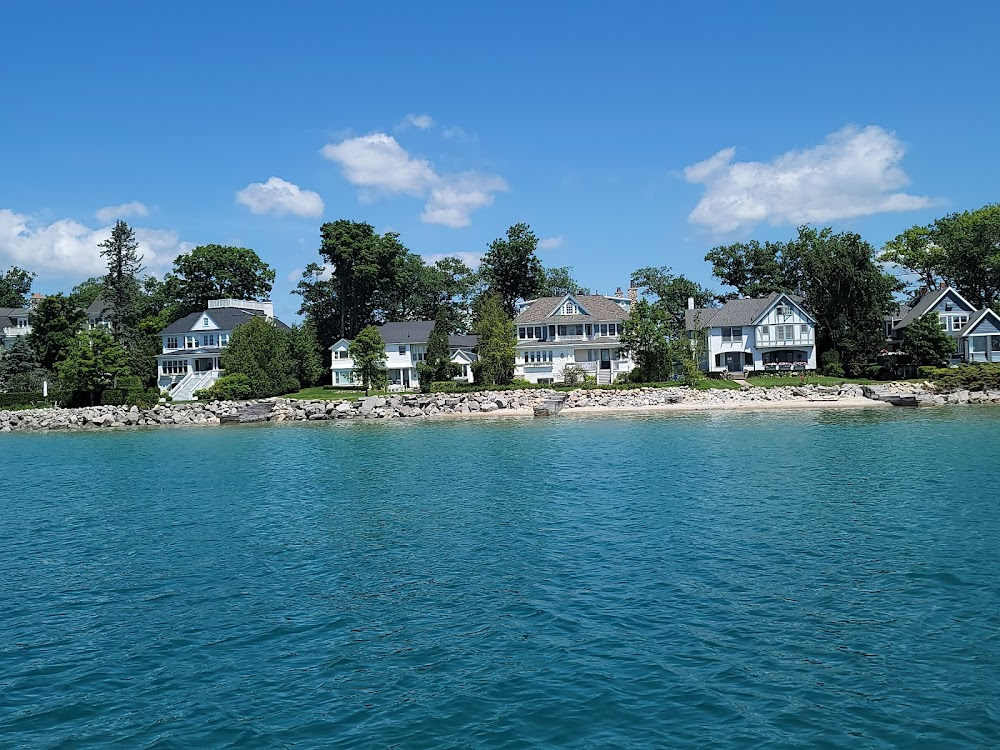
<box><xmin>746</xmin><ymin>375</ymin><xmax>875</xmax><ymax>388</ymax></box>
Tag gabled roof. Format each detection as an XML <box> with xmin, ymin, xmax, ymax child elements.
<box><xmin>684</xmin><ymin>292</ymin><xmax>808</xmax><ymax>329</ymax></box>
<box><xmin>87</xmin><ymin>296</ymin><xmax>113</xmax><ymax>317</ymax></box>
<box><xmin>893</xmin><ymin>285</ymin><xmax>977</xmax><ymax>329</ymax></box>
<box><xmin>159</xmin><ymin>307</ymin><xmax>291</xmax><ymax>335</ymax></box>
<box><xmin>377</xmin><ymin>320</ymin><xmax>435</xmax><ymax>343</ymax></box>
<box><xmin>516</xmin><ymin>294</ymin><xmax>628</xmax><ymax>324</ymax></box>
<box><xmin>958</xmin><ymin>308</ymin><xmax>1000</xmax><ymax>337</ymax></box>
<box><xmin>0</xmin><ymin>307</ymin><xmax>31</xmax><ymax>322</ymax></box>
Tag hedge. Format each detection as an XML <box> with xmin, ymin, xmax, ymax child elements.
<box><xmin>919</xmin><ymin>363</ymin><xmax>1000</xmax><ymax>392</ymax></box>
<box><xmin>0</xmin><ymin>390</ymin><xmax>75</xmax><ymax>409</ymax></box>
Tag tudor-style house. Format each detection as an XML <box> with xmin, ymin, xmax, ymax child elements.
<box><xmin>514</xmin><ymin>290</ymin><xmax>635</xmax><ymax>384</ymax></box>
<box><xmin>686</xmin><ymin>292</ymin><xmax>817</xmax><ymax>375</ymax></box>
<box><xmin>330</xmin><ymin>321</ymin><xmax>478</xmax><ymax>389</ymax></box>
<box><xmin>156</xmin><ymin>299</ymin><xmax>290</xmax><ymax>400</ymax></box>
<box><xmin>886</xmin><ymin>283</ymin><xmax>1000</xmax><ymax>364</ymax></box>
<box><xmin>0</xmin><ymin>306</ymin><xmax>32</xmax><ymax>350</ymax></box>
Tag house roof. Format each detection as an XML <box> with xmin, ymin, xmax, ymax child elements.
<box><xmin>885</xmin><ymin>303</ymin><xmax>911</xmax><ymax>322</ymax></box>
<box><xmin>0</xmin><ymin>307</ymin><xmax>30</xmax><ymax>324</ymax></box>
<box><xmin>684</xmin><ymin>292</ymin><xmax>808</xmax><ymax>329</ymax></box>
<box><xmin>87</xmin><ymin>296</ymin><xmax>113</xmax><ymax>317</ymax></box>
<box><xmin>516</xmin><ymin>294</ymin><xmax>629</xmax><ymax>324</ymax></box>
<box><xmin>159</xmin><ymin>307</ymin><xmax>291</xmax><ymax>335</ymax></box>
<box><xmin>893</xmin><ymin>286</ymin><xmax>977</xmax><ymax>329</ymax></box>
<box><xmin>376</xmin><ymin>320</ymin><xmax>478</xmax><ymax>348</ymax></box>
<box><xmin>958</xmin><ymin>308</ymin><xmax>1000</xmax><ymax>337</ymax></box>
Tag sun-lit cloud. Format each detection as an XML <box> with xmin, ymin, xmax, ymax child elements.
<box><xmin>95</xmin><ymin>201</ymin><xmax>149</xmax><ymax>223</ymax></box>
<box><xmin>400</xmin><ymin>113</ymin><xmax>434</xmax><ymax>131</ymax></box>
<box><xmin>0</xmin><ymin>208</ymin><xmax>187</xmax><ymax>281</ymax></box>
<box><xmin>236</xmin><ymin>177</ymin><xmax>324</xmax><ymax>218</ymax></box>
<box><xmin>322</xmin><ymin>132</ymin><xmax>507</xmax><ymax>228</ymax></box>
<box><xmin>684</xmin><ymin>125</ymin><xmax>935</xmax><ymax>233</ymax></box>
<box><xmin>538</xmin><ymin>235</ymin><xmax>564</xmax><ymax>250</ymax></box>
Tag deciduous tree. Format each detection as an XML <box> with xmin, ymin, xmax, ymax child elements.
<box><xmin>471</xmin><ymin>295</ymin><xmax>516</xmax><ymax>386</ymax></box>
<box><xmin>480</xmin><ymin>223</ymin><xmax>545</xmax><ymax>317</ymax></box>
<box><xmin>55</xmin><ymin>328</ymin><xmax>130</xmax><ymax>405</ymax></box>
<box><xmin>349</xmin><ymin>325</ymin><xmax>388</xmax><ymax>395</ymax></box>
<box><xmin>618</xmin><ymin>299</ymin><xmax>676</xmax><ymax>382</ymax></box>
<box><xmin>288</xmin><ymin>321</ymin><xmax>326</xmax><ymax>388</ymax></box>
<box><xmin>931</xmin><ymin>204</ymin><xmax>1000</xmax><ymax>309</ymax></box>
<box><xmin>221</xmin><ymin>316</ymin><xmax>298</xmax><ymax>398</ymax></box>
<box><xmin>880</xmin><ymin>225</ymin><xmax>943</xmax><ymax>293</ymax></box>
<box><xmin>630</xmin><ymin>266</ymin><xmax>716</xmax><ymax>335</ymax></box>
<box><xmin>0</xmin><ymin>267</ymin><xmax>35</xmax><ymax>308</ymax></box>
<box><xmin>538</xmin><ymin>266</ymin><xmax>589</xmax><ymax>297</ymax></box>
<box><xmin>903</xmin><ymin>314</ymin><xmax>957</xmax><ymax>366</ymax></box>
<box><xmin>27</xmin><ymin>293</ymin><xmax>87</xmax><ymax>369</ymax></box>
<box><xmin>167</xmin><ymin>245</ymin><xmax>276</xmax><ymax>318</ymax></box>
<box><xmin>705</xmin><ymin>240</ymin><xmax>799</xmax><ymax>298</ymax></box>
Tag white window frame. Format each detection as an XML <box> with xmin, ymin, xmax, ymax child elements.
<box><xmin>166</xmin><ymin>336</ymin><xmax>178</xmax><ymax>349</ymax></box>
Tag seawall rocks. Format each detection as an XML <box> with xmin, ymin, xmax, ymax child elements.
<box><xmin>0</xmin><ymin>382</ymin><xmax>955</xmax><ymax>433</ymax></box>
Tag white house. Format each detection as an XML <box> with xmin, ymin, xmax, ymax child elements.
<box><xmin>330</xmin><ymin>321</ymin><xmax>478</xmax><ymax>389</ymax></box>
<box><xmin>514</xmin><ymin>291</ymin><xmax>636</xmax><ymax>385</ymax></box>
<box><xmin>686</xmin><ymin>292</ymin><xmax>817</xmax><ymax>375</ymax></box>
<box><xmin>0</xmin><ymin>307</ymin><xmax>31</xmax><ymax>350</ymax></box>
<box><xmin>156</xmin><ymin>299</ymin><xmax>290</xmax><ymax>400</ymax></box>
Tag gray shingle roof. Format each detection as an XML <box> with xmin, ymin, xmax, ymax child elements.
<box><xmin>0</xmin><ymin>307</ymin><xmax>30</xmax><ymax>325</ymax></box>
<box><xmin>893</xmin><ymin>286</ymin><xmax>976</xmax><ymax>330</ymax></box>
<box><xmin>516</xmin><ymin>294</ymin><xmax>629</xmax><ymax>324</ymax></box>
<box><xmin>159</xmin><ymin>307</ymin><xmax>291</xmax><ymax>335</ymax></box>
<box><xmin>684</xmin><ymin>292</ymin><xmax>807</xmax><ymax>329</ymax></box>
<box><xmin>87</xmin><ymin>297</ymin><xmax>113</xmax><ymax>317</ymax></box>
<box><xmin>377</xmin><ymin>320</ymin><xmax>434</xmax><ymax>343</ymax></box>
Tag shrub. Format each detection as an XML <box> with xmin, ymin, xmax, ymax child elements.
<box><xmin>0</xmin><ymin>390</ymin><xmax>73</xmax><ymax>409</ymax></box>
<box><xmin>820</xmin><ymin>350</ymin><xmax>844</xmax><ymax>377</ymax></box>
<box><xmin>117</xmin><ymin>375</ymin><xmax>143</xmax><ymax>390</ymax></box>
<box><xmin>101</xmin><ymin>389</ymin><xmax>126</xmax><ymax>406</ymax></box>
<box><xmin>194</xmin><ymin>373</ymin><xmax>254</xmax><ymax>401</ymax></box>
<box><xmin>921</xmin><ymin>363</ymin><xmax>1000</xmax><ymax>392</ymax></box>
<box><xmin>562</xmin><ymin>365</ymin><xmax>584</xmax><ymax>386</ymax></box>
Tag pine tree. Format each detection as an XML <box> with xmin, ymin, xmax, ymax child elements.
<box><xmin>98</xmin><ymin>220</ymin><xmax>143</xmax><ymax>351</ymax></box>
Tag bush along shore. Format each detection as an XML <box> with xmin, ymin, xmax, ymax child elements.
<box><xmin>0</xmin><ymin>381</ymin><xmax>973</xmax><ymax>432</ymax></box>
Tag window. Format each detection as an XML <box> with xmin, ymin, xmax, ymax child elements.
<box><xmin>776</xmin><ymin>306</ymin><xmax>788</xmax><ymax>318</ymax></box>
<box><xmin>518</xmin><ymin>327</ymin><xmax>526</xmax><ymax>339</ymax></box>
<box><xmin>185</xmin><ymin>336</ymin><xmax>197</xmax><ymax>348</ymax></box>
<box><xmin>534</xmin><ymin>326</ymin><xmax>543</xmax><ymax>339</ymax></box>
<box><xmin>774</xmin><ymin>325</ymin><xmax>795</xmax><ymax>341</ymax></box>
<box><xmin>162</xmin><ymin>360</ymin><xmax>187</xmax><ymax>375</ymax></box>
<box><xmin>416</xmin><ymin>351</ymin><xmax>427</xmax><ymax>361</ymax></box>
<box><xmin>761</xmin><ymin>326</ymin><xmax>770</xmax><ymax>338</ymax></box>
<box><xmin>800</xmin><ymin>324</ymin><xmax>809</xmax><ymax>336</ymax></box>
<box><xmin>166</xmin><ymin>336</ymin><xmax>178</xmax><ymax>349</ymax></box>
<box><xmin>16</xmin><ymin>318</ymin><xmax>27</xmax><ymax>328</ymax></box>
<box><xmin>557</xmin><ymin>324</ymin><xmax>584</xmax><ymax>336</ymax></box>
<box><xmin>600</xmin><ymin>323</ymin><xmax>608</xmax><ymax>336</ymax></box>
<box><xmin>939</xmin><ymin>315</ymin><xmax>948</xmax><ymax>331</ymax></box>
<box><xmin>944</xmin><ymin>301</ymin><xmax>953</xmax><ymax>311</ymax></box>
<box><xmin>203</xmin><ymin>316</ymin><xmax>210</xmax><ymax>327</ymax></box>
<box><xmin>398</xmin><ymin>345</ymin><xmax>406</xmax><ymax>355</ymax></box>
<box><xmin>524</xmin><ymin>350</ymin><xmax>552</xmax><ymax>364</ymax></box>
<box><xmin>953</xmin><ymin>315</ymin><xmax>968</xmax><ymax>331</ymax></box>
<box><xmin>721</xmin><ymin>327</ymin><xmax>743</xmax><ymax>343</ymax></box>
<box><xmin>220</xmin><ymin>334</ymin><xmax>229</xmax><ymax>347</ymax></box>
<box><xmin>333</xmin><ymin>349</ymin><xmax>349</xmax><ymax>360</ymax></box>
<box><xmin>992</xmin><ymin>336</ymin><xmax>1000</xmax><ymax>352</ymax></box>
<box><xmin>204</xmin><ymin>334</ymin><xmax>216</xmax><ymax>346</ymax></box>
<box><xmin>559</xmin><ymin>301</ymin><xmax>579</xmax><ymax>315</ymax></box>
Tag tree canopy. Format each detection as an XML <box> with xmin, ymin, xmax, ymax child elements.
<box><xmin>630</xmin><ymin>266</ymin><xmax>716</xmax><ymax>335</ymax></box>
<box><xmin>0</xmin><ymin>267</ymin><xmax>34</xmax><ymax>308</ymax></box>
<box><xmin>480</xmin><ymin>223</ymin><xmax>545</xmax><ymax>317</ymax></box>
<box><xmin>704</xmin><ymin>240</ymin><xmax>798</xmax><ymax>298</ymax></box>
<box><xmin>166</xmin><ymin>245</ymin><xmax>276</xmax><ymax>318</ymax></box>
<box><xmin>618</xmin><ymin>299</ymin><xmax>676</xmax><ymax>382</ymax></box>
<box><xmin>27</xmin><ymin>293</ymin><xmax>88</xmax><ymax>370</ymax></box>
<box><xmin>902</xmin><ymin>313</ymin><xmax>957</xmax><ymax>367</ymax></box>
<box><xmin>417</xmin><ymin>308</ymin><xmax>460</xmax><ymax>389</ymax></box>
<box><xmin>98</xmin><ymin>220</ymin><xmax>143</xmax><ymax>348</ymax></box>
<box><xmin>221</xmin><ymin>316</ymin><xmax>298</xmax><ymax>399</ymax></box>
<box><xmin>538</xmin><ymin>266</ymin><xmax>589</xmax><ymax>297</ymax></box>
<box><xmin>349</xmin><ymin>325</ymin><xmax>388</xmax><ymax>395</ymax></box>
<box><xmin>55</xmin><ymin>328</ymin><xmax>130</xmax><ymax>404</ymax></box>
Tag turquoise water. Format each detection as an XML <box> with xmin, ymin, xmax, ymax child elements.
<box><xmin>2</xmin><ymin>408</ymin><xmax>1000</xmax><ymax>749</ymax></box>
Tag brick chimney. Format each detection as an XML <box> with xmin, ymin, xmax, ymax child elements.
<box><xmin>628</xmin><ymin>283</ymin><xmax>638</xmax><ymax>305</ymax></box>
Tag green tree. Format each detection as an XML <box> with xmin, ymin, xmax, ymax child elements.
<box><xmin>880</xmin><ymin>225</ymin><xmax>943</xmax><ymax>293</ymax></box>
<box><xmin>0</xmin><ymin>337</ymin><xmax>49</xmax><ymax>392</ymax></box>
<box><xmin>786</xmin><ymin>226</ymin><xmax>900</xmax><ymax>376</ymax></box>
<box><xmin>0</xmin><ymin>267</ymin><xmax>35</xmax><ymax>307</ymax></box>
<box><xmin>98</xmin><ymin>220</ymin><xmax>143</xmax><ymax>348</ymax></box>
<box><xmin>292</xmin><ymin>262</ymin><xmax>341</xmax><ymax>351</ymax></box>
<box><xmin>55</xmin><ymin>328</ymin><xmax>130</xmax><ymax>405</ymax></box>
<box><xmin>166</xmin><ymin>245</ymin><xmax>276</xmax><ymax>318</ymax></box>
<box><xmin>931</xmin><ymin>204</ymin><xmax>1000</xmax><ymax>309</ymax></box>
<box><xmin>705</xmin><ymin>240</ymin><xmax>798</xmax><ymax>298</ymax></box>
<box><xmin>471</xmin><ymin>295</ymin><xmax>516</xmax><ymax>386</ymax></box>
<box><xmin>221</xmin><ymin>316</ymin><xmax>298</xmax><ymax>399</ymax></box>
<box><xmin>538</xmin><ymin>266</ymin><xmax>589</xmax><ymax>297</ymax></box>
<box><xmin>416</xmin><ymin>308</ymin><xmax>460</xmax><ymax>390</ymax></box>
<box><xmin>288</xmin><ymin>321</ymin><xmax>326</xmax><ymax>388</ymax></box>
<box><xmin>349</xmin><ymin>325</ymin><xmax>388</xmax><ymax>395</ymax></box>
<box><xmin>27</xmin><ymin>293</ymin><xmax>87</xmax><ymax>369</ymax></box>
<box><xmin>618</xmin><ymin>299</ymin><xmax>675</xmax><ymax>382</ymax></box>
<box><xmin>903</xmin><ymin>314</ymin><xmax>957</xmax><ymax>366</ymax></box>
<box><xmin>480</xmin><ymin>223</ymin><xmax>545</xmax><ymax>317</ymax></box>
<box><xmin>630</xmin><ymin>266</ymin><xmax>717</xmax><ymax>334</ymax></box>
<box><xmin>67</xmin><ymin>277</ymin><xmax>105</xmax><ymax>310</ymax></box>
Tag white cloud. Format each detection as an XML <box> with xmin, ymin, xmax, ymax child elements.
<box><xmin>236</xmin><ymin>176</ymin><xmax>324</xmax><ymax>218</ymax></box>
<box><xmin>422</xmin><ymin>251</ymin><xmax>483</xmax><ymax>270</ymax></box>
<box><xmin>95</xmin><ymin>201</ymin><xmax>149</xmax><ymax>223</ymax></box>
<box><xmin>322</xmin><ymin>132</ymin><xmax>507</xmax><ymax>228</ymax></box>
<box><xmin>401</xmin><ymin>113</ymin><xmax>434</xmax><ymax>131</ymax></box>
<box><xmin>684</xmin><ymin>125</ymin><xmax>934</xmax><ymax>233</ymax></box>
<box><xmin>538</xmin><ymin>235</ymin><xmax>564</xmax><ymax>250</ymax></box>
<box><xmin>442</xmin><ymin>126</ymin><xmax>477</xmax><ymax>143</ymax></box>
<box><xmin>0</xmin><ymin>208</ymin><xmax>187</xmax><ymax>280</ymax></box>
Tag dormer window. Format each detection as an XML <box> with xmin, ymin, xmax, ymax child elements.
<box><xmin>775</xmin><ymin>305</ymin><xmax>788</xmax><ymax>318</ymax></box>
<box><xmin>203</xmin><ymin>316</ymin><xmax>210</xmax><ymax>327</ymax></box>
<box><xmin>944</xmin><ymin>301</ymin><xmax>953</xmax><ymax>311</ymax></box>
<box><xmin>559</xmin><ymin>300</ymin><xmax>579</xmax><ymax>315</ymax></box>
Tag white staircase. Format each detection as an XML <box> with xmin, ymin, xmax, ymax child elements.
<box><xmin>597</xmin><ymin>368</ymin><xmax>613</xmax><ymax>385</ymax></box>
<box><xmin>170</xmin><ymin>370</ymin><xmax>221</xmax><ymax>401</ymax></box>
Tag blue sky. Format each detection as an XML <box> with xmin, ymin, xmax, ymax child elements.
<box><xmin>2</xmin><ymin>1</ymin><xmax>998</xmax><ymax>320</ymax></box>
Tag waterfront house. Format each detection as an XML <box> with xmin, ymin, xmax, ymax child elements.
<box><xmin>156</xmin><ymin>299</ymin><xmax>290</xmax><ymax>400</ymax></box>
<box><xmin>514</xmin><ymin>290</ymin><xmax>636</xmax><ymax>384</ymax></box>
<box><xmin>685</xmin><ymin>292</ymin><xmax>817</xmax><ymax>375</ymax></box>
<box><xmin>884</xmin><ymin>284</ymin><xmax>1000</xmax><ymax>363</ymax></box>
<box><xmin>330</xmin><ymin>320</ymin><xmax>478</xmax><ymax>389</ymax></box>
<box><xmin>0</xmin><ymin>307</ymin><xmax>31</xmax><ymax>350</ymax></box>
<box><xmin>86</xmin><ymin>297</ymin><xmax>114</xmax><ymax>330</ymax></box>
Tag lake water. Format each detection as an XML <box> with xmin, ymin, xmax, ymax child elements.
<box><xmin>2</xmin><ymin>408</ymin><xmax>1000</xmax><ymax>749</ymax></box>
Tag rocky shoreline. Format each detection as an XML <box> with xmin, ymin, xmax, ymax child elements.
<box><xmin>1</xmin><ymin>382</ymin><xmax>995</xmax><ymax>433</ymax></box>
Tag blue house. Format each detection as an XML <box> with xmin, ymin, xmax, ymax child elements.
<box><xmin>888</xmin><ymin>284</ymin><xmax>1000</xmax><ymax>363</ymax></box>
